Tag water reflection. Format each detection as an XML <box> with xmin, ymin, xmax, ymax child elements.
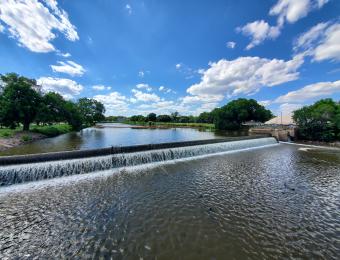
<box><xmin>0</xmin><ymin>124</ymin><xmax>245</xmax><ymax>156</ymax></box>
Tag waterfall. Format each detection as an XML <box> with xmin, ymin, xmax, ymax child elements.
<box><xmin>0</xmin><ymin>137</ymin><xmax>277</xmax><ymax>186</ymax></box>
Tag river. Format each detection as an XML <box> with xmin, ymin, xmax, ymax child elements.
<box><xmin>0</xmin><ymin>123</ymin><xmax>245</xmax><ymax>156</ymax></box>
<box><xmin>0</xmin><ymin>141</ymin><xmax>339</xmax><ymax>259</ymax></box>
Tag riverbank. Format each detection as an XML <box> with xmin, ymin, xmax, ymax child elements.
<box><xmin>123</xmin><ymin>121</ymin><xmax>215</xmax><ymax>129</ymax></box>
<box><xmin>0</xmin><ymin>124</ymin><xmax>72</xmax><ymax>152</ymax></box>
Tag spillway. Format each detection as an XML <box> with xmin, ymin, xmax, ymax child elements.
<box><xmin>0</xmin><ymin>137</ymin><xmax>277</xmax><ymax>186</ymax></box>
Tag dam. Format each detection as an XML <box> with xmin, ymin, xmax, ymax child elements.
<box><xmin>0</xmin><ymin>137</ymin><xmax>276</xmax><ymax>186</ymax></box>
<box><xmin>0</xmin><ymin>137</ymin><xmax>339</xmax><ymax>259</ymax></box>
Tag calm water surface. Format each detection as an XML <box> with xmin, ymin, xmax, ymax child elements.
<box><xmin>0</xmin><ymin>144</ymin><xmax>339</xmax><ymax>259</ymax></box>
<box><xmin>0</xmin><ymin>124</ymin><xmax>241</xmax><ymax>156</ymax></box>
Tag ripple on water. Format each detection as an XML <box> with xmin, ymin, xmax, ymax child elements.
<box><xmin>0</xmin><ymin>144</ymin><xmax>339</xmax><ymax>259</ymax></box>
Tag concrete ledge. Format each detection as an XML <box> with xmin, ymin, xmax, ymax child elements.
<box><xmin>0</xmin><ymin>136</ymin><xmax>272</xmax><ymax>166</ymax></box>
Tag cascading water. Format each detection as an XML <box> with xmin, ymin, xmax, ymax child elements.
<box><xmin>0</xmin><ymin>137</ymin><xmax>277</xmax><ymax>186</ymax></box>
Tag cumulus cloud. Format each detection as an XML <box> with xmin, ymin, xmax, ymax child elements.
<box><xmin>94</xmin><ymin>91</ymin><xmax>129</xmax><ymax>115</ymax></box>
<box><xmin>237</xmin><ymin>20</ymin><xmax>280</xmax><ymax>50</ymax></box>
<box><xmin>37</xmin><ymin>77</ymin><xmax>83</xmax><ymax>99</ymax></box>
<box><xmin>226</xmin><ymin>41</ymin><xmax>236</xmax><ymax>49</ymax></box>
<box><xmin>136</xmin><ymin>83</ymin><xmax>152</xmax><ymax>92</ymax></box>
<box><xmin>131</xmin><ymin>89</ymin><xmax>161</xmax><ymax>102</ymax></box>
<box><xmin>238</xmin><ymin>0</ymin><xmax>329</xmax><ymax>50</ymax></box>
<box><xmin>50</xmin><ymin>60</ymin><xmax>85</xmax><ymax>76</ymax></box>
<box><xmin>175</xmin><ymin>63</ymin><xmax>182</xmax><ymax>69</ymax></box>
<box><xmin>274</xmin><ymin>80</ymin><xmax>340</xmax><ymax>103</ymax></box>
<box><xmin>181</xmin><ymin>94</ymin><xmax>223</xmax><ymax>105</ymax></box>
<box><xmin>0</xmin><ymin>0</ymin><xmax>78</xmax><ymax>53</ymax></box>
<box><xmin>269</xmin><ymin>0</ymin><xmax>328</xmax><ymax>26</ymax></box>
<box><xmin>294</xmin><ymin>21</ymin><xmax>340</xmax><ymax>62</ymax></box>
<box><xmin>159</xmin><ymin>86</ymin><xmax>175</xmax><ymax>94</ymax></box>
<box><xmin>187</xmin><ymin>55</ymin><xmax>304</xmax><ymax>98</ymax></box>
<box><xmin>92</xmin><ymin>85</ymin><xmax>111</xmax><ymax>91</ymax></box>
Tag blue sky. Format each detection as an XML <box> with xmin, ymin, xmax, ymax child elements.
<box><xmin>0</xmin><ymin>0</ymin><xmax>339</xmax><ymax>116</ymax></box>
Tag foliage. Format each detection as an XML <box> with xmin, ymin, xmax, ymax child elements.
<box><xmin>214</xmin><ymin>99</ymin><xmax>273</xmax><ymax>130</ymax></box>
<box><xmin>0</xmin><ymin>73</ymin><xmax>105</xmax><ymax>132</ymax></box>
<box><xmin>77</xmin><ymin>98</ymin><xmax>106</xmax><ymax>127</ymax></box>
<box><xmin>31</xmin><ymin>124</ymin><xmax>72</xmax><ymax>137</ymax></box>
<box><xmin>21</xmin><ymin>135</ymin><xmax>32</xmax><ymax>142</ymax></box>
<box><xmin>293</xmin><ymin>99</ymin><xmax>340</xmax><ymax>142</ymax></box>
<box><xmin>147</xmin><ymin>113</ymin><xmax>157</xmax><ymax>122</ymax></box>
<box><xmin>0</xmin><ymin>73</ymin><xmax>42</xmax><ymax>130</ymax></box>
<box><xmin>157</xmin><ymin>114</ymin><xmax>172</xmax><ymax>122</ymax></box>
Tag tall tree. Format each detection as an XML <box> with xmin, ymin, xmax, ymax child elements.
<box><xmin>214</xmin><ymin>98</ymin><xmax>273</xmax><ymax>130</ymax></box>
<box><xmin>0</xmin><ymin>73</ymin><xmax>42</xmax><ymax>131</ymax></box>
<box><xmin>77</xmin><ymin>98</ymin><xmax>105</xmax><ymax>126</ymax></box>
<box><xmin>293</xmin><ymin>99</ymin><xmax>340</xmax><ymax>142</ymax></box>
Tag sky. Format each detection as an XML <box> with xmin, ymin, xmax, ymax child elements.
<box><xmin>0</xmin><ymin>0</ymin><xmax>339</xmax><ymax>116</ymax></box>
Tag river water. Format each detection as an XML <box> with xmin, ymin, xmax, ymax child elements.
<box><xmin>0</xmin><ymin>143</ymin><xmax>339</xmax><ymax>259</ymax></box>
<box><xmin>0</xmin><ymin>123</ymin><xmax>242</xmax><ymax>156</ymax></box>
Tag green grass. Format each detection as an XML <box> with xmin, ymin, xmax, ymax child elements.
<box><xmin>31</xmin><ymin>124</ymin><xmax>72</xmax><ymax>137</ymax></box>
<box><xmin>124</xmin><ymin>121</ymin><xmax>215</xmax><ymax>129</ymax></box>
<box><xmin>0</xmin><ymin>128</ymin><xmax>20</xmax><ymax>138</ymax></box>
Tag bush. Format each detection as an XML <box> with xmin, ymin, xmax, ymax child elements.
<box><xmin>21</xmin><ymin>135</ymin><xmax>32</xmax><ymax>142</ymax></box>
<box><xmin>31</xmin><ymin>124</ymin><xmax>72</xmax><ymax>137</ymax></box>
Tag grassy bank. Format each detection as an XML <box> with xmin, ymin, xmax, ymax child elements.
<box><xmin>124</xmin><ymin>121</ymin><xmax>215</xmax><ymax>129</ymax></box>
<box><xmin>31</xmin><ymin>124</ymin><xmax>72</xmax><ymax>137</ymax></box>
<box><xmin>0</xmin><ymin>124</ymin><xmax>72</xmax><ymax>138</ymax></box>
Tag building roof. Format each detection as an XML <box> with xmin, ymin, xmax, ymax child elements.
<box><xmin>265</xmin><ymin>115</ymin><xmax>295</xmax><ymax>125</ymax></box>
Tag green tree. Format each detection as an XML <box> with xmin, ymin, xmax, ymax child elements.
<box><xmin>130</xmin><ymin>115</ymin><xmax>146</xmax><ymax>122</ymax></box>
<box><xmin>293</xmin><ymin>99</ymin><xmax>339</xmax><ymax>142</ymax></box>
<box><xmin>147</xmin><ymin>113</ymin><xmax>157</xmax><ymax>122</ymax></box>
<box><xmin>36</xmin><ymin>92</ymin><xmax>67</xmax><ymax>125</ymax></box>
<box><xmin>0</xmin><ymin>73</ymin><xmax>42</xmax><ymax>131</ymax></box>
<box><xmin>171</xmin><ymin>111</ymin><xmax>179</xmax><ymax>122</ymax></box>
<box><xmin>214</xmin><ymin>98</ymin><xmax>273</xmax><ymax>130</ymax></box>
<box><xmin>157</xmin><ymin>114</ymin><xmax>172</xmax><ymax>122</ymax></box>
<box><xmin>77</xmin><ymin>98</ymin><xmax>105</xmax><ymax>126</ymax></box>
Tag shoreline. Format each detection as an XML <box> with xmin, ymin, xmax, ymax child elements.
<box><xmin>0</xmin><ymin>131</ymin><xmax>46</xmax><ymax>152</ymax></box>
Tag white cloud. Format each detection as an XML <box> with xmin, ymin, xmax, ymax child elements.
<box><xmin>269</xmin><ymin>0</ymin><xmax>328</xmax><ymax>26</ymax></box>
<box><xmin>274</xmin><ymin>80</ymin><xmax>340</xmax><ymax>103</ymax></box>
<box><xmin>175</xmin><ymin>63</ymin><xmax>182</xmax><ymax>69</ymax></box>
<box><xmin>238</xmin><ymin>0</ymin><xmax>329</xmax><ymax>50</ymax></box>
<box><xmin>226</xmin><ymin>41</ymin><xmax>236</xmax><ymax>49</ymax></box>
<box><xmin>37</xmin><ymin>77</ymin><xmax>83</xmax><ymax>99</ymax></box>
<box><xmin>294</xmin><ymin>22</ymin><xmax>340</xmax><ymax>62</ymax></box>
<box><xmin>159</xmin><ymin>86</ymin><xmax>175</xmax><ymax>94</ymax></box>
<box><xmin>59</xmin><ymin>52</ymin><xmax>71</xmax><ymax>57</ymax></box>
<box><xmin>187</xmin><ymin>55</ymin><xmax>304</xmax><ymax>98</ymax></box>
<box><xmin>125</xmin><ymin>4</ymin><xmax>132</xmax><ymax>15</ymax></box>
<box><xmin>0</xmin><ymin>23</ymin><xmax>4</xmax><ymax>32</ymax></box>
<box><xmin>131</xmin><ymin>89</ymin><xmax>161</xmax><ymax>102</ymax></box>
<box><xmin>138</xmin><ymin>71</ymin><xmax>145</xmax><ymax>78</ymax></box>
<box><xmin>50</xmin><ymin>60</ymin><xmax>85</xmax><ymax>76</ymax></box>
<box><xmin>94</xmin><ymin>91</ymin><xmax>129</xmax><ymax>115</ymax></box>
<box><xmin>0</xmin><ymin>0</ymin><xmax>78</xmax><ymax>53</ymax></box>
<box><xmin>181</xmin><ymin>94</ymin><xmax>223</xmax><ymax>105</ymax></box>
<box><xmin>136</xmin><ymin>83</ymin><xmax>152</xmax><ymax>92</ymax></box>
<box><xmin>92</xmin><ymin>85</ymin><xmax>111</xmax><ymax>91</ymax></box>
<box><xmin>278</xmin><ymin>103</ymin><xmax>303</xmax><ymax>116</ymax></box>
<box><xmin>237</xmin><ymin>20</ymin><xmax>280</xmax><ymax>50</ymax></box>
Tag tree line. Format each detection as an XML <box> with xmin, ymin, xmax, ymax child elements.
<box><xmin>293</xmin><ymin>99</ymin><xmax>340</xmax><ymax>142</ymax></box>
<box><xmin>0</xmin><ymin>73</ymin><xmax>105</xmax><ymax>131</ymax></box>
<box><xmin>128</xmin><ymin>99</ymin><xmax>274</xmax><ymax>130</ymax></box>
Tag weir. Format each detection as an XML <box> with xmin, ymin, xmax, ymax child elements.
<box><xmin>0</xmin><ymin>137</ymin><xmax>277</xmax><ymax>186</ymax></box>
